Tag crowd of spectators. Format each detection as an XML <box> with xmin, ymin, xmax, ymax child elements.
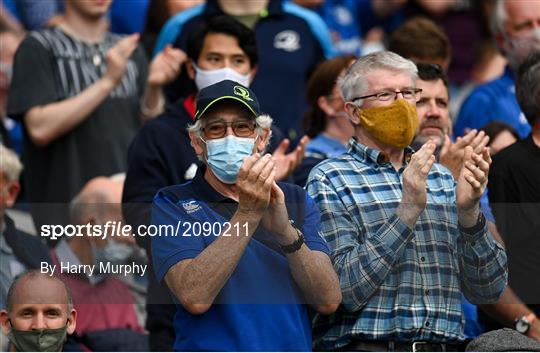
<box><xmin>0</xmin><ymin>0</ymin><xmax>539</xmax><ymax>351</ymax></box>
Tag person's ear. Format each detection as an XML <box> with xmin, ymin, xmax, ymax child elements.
<box><xmin>189</xmin><ymin>131</ymin><xmax>205</xmax><ymax>157</ymax></box>
<box><xmin>317</xmin><ymin>95</ymin><xmax>336</xmax><ymax>117</ymax></box>
<box><xmin>186</xmin><ymin>59</ymin><xmax>196</xmax><ymax>80</ymax></box>
<box><xmin>248</xmin><ymin>65</ymin><xmax>258</xmax><ymax>84</ymax></box>
<box><xmin>0</xmin><ymin>310</ymin><xmax>12</xmax><ymax>335</ymax></box>
<box><xmin>494</xmin><ymin>31</ymin><xmax>508</xmax><ymax>54</ymax></box>
<box><xmin>344</xmin><ymin>102</ymin><xmax>360</xmax><ymax>125</ymax></box>
<box><xmin>256</xmin><ymin>127</ymin><xmax>271</xmax><ymax>152</ymax></box>
<box><xmin>4</xmin><ymin>181</ymin><xmax>20</xmax><ymax>208</ymax></box>
<box><xmin>66</xmin><ymin>309</ymin><xmax>77</xmax><ymax>335</ymax></box>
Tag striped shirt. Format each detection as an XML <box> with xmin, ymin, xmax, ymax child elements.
<box><xmin>306</xmin><ymin>138</ymin><xmax>507</xmax><ymax>350</ymax></box>
<box><xmin>8</xmin><ymin>27</ymin><xmax>147</xmax><ymax>228</ymax></box>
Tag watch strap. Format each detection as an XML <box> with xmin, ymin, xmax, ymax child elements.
<box><xmin>459</xmin><ymin>211</ymin><xmax>486</xmax><ymax>235</ymax></box>
<box><xmin>279</xmin><ymin>227</ymin><xmax>304</xmax><ymax>254</ymax></box>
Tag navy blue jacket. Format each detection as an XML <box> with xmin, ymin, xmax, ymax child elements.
<box><xmin>154</xmin><ymin>0</ymin><xmax>334</xmax><ymax>140</ymax></box>
<box><xmin>2</xmin><ymin>215</ymin><xmax>51</xmax><ymax>270</ymax></box>
<box><xmin>123</xmin><ymin>99</ymin><xmax>199</xmax><ymax>254</ymax></box>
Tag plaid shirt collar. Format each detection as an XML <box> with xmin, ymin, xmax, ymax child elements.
<box><xmin>347</xmin><ymin>137</ymin><xmax>414</xmax><ymax>167</ymax></box>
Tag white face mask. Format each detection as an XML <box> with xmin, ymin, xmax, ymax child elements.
<box><xmin>193</xmin><ymin>64</ymin><xmax>251</xmax><ymax>90</ymax></box>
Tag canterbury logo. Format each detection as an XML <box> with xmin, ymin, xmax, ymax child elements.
<box><xmin>182</xmin><ymin>200</ymin><xmax>201</xmax><ymax>213</ymax></box>
<box><xmin>233</xmin><ymin>86</ymin><xmax>253</xmax><ymax>101</ymax></box>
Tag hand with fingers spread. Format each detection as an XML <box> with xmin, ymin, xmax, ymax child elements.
<box><xmin>397</xmin><ymin>140</ymin><xmax>437</xmax><ymax>227</ymax></box>
<box><xmin>273</xmin><ymin>135</ymin><xmax>310</xmax><ymax>181</ymax></box>
<box><xmin>456</xmin><ymin>146</ymin><xmax>492</xmax><ymax>226</ymax></box>
<box><xmin>236</xmin><ymin>153</ymin><xmax>276</xmax><ymax>217</ymax></box>
<box><xmin>104</xmin><ymin>33</ymin><xmax>140</xmax><ymax>86</ymax></box>
<box><xmin>439</xmin><ymin>129</ymin><xmax>490</xmax><ymax>179</ymax></box>
<box><xmin>148</xmin><ymin>45</ymin><xmax>186</xmax><ymax>87</ymax></box>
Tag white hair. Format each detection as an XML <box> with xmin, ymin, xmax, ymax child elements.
<box><xmin>491</xmin><ymin>0</ymin><xmax>507</xmax><ymax>36</ymax></box>
<box><xmin>338</xmin><ymin>51</ymin><xmax>418</xmax><ymax>106</ymax></box>
<box><xmin>0</xmin><ymin>144</ymin><xmax>23</xmax><ymax>181</ymax></box>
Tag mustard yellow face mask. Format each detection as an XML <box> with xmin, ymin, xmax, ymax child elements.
<box><xmin>357</xmin><ymin>99</ymin><xmax>419</xmax><ymax>149</ymax></box>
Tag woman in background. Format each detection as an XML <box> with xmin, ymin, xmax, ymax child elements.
<box><xmin>294</xmin><ymin>55</ymin><xmax>356</xmax><ymax>186</ymax></box>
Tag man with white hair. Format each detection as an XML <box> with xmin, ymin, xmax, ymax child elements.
<box><xmin>150</xmin><ymin>80</ymin><xmax>341</xmax><ymax>351</ymax></box>
<box><xmin>0</xmin><ymin>144</ymin><xmax>51</xmax><ymax>350</ymax></box>
<box><xmin>306</xmin><ymin>51</ymin><xmax>508</xmax><ymax>351</ymax></box>
<box><xmin>454</xmin><ymin>0</ymin><xmax>540</xmax><ymax>139</ymax></box>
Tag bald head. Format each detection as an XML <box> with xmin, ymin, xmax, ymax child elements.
<box><xmin>7</xmin><ymin>271</ymin><xmax>72</xmax><ymax>311</ymax></box>
<box><xmin>78</xmin><ymin>176</ymin><xmax>123</xmax><ymax>204</ymax></box>
<box><xmin>69</xmin><ymin>176</ymin><xmax>124</xmax><ymax>225</ymax></box>
<box><xmin>1</xmin><ymin>271</ymin><xmax>77</xmax><ymax>335</ymax></box>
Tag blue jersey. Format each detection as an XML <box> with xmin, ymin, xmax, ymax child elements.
<box><xmin>314</xmin><ymin>0</ymin><xmax>363</xmax><ymax>56</ymax></box>
<box><xmin>154</xmin><ymin>0</ymin><xmax>334</xmax><ymax>140</ymax></box>
<box><xmin>454</xmin><ymin>66</ymin><xmax>531</xmax><ymax>139</ymax></box>
<box><xmin>150</xmin><ymin>166</ymin><xmax>330</xmax><ymax>351</ymax></box>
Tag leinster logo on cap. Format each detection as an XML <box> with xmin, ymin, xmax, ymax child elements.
<box><xmin>234</xmin><ymin>86</ymin><xmax>253</xmax><ymax>102</ymax></box>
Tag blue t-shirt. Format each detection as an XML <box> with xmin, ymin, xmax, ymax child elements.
<box><xmin>454</xmin><ymin>66</ymin><xmax>531</xmax><ymax>139</ymax></box>
<box><xmin>294</xmin><ymin>134</ymin><xmax>348</xmax><ymax>186</ymax></box>
<box><xmin>305</xmin><ymin>134</ymin><xmax>347</xmax><ymax>159</ymax></box>
<box><xmin>150</xmin><ymin>166</ymin><xmax>330</xmax><ymax>351</ymax></box>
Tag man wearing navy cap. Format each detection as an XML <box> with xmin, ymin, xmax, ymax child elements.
<box><xmin>149</xmin><ymin>80</ymin><xmax>341</xmax><ymax>351</ymax></box>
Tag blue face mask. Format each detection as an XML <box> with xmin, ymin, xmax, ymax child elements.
<box><xmin>204</xmin><ymin>135</ymin><xmax>256</xmax><ymax>184</ymax></box>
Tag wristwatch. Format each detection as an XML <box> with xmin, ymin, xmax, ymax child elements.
<box><xmin>279</xmin><ymin>226</ymin><xmax>304</xmax><ymax>254</ymax></box>
<box><xmin>515</xmin><ymin>313</ymin><xmax>537</xmax><ymax>334</ymax></box>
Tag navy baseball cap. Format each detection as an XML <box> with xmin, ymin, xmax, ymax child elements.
<box><xmin>194</xmin><ymin>80</ymin><xmax>261</xmax><ymax>120</ymax></box>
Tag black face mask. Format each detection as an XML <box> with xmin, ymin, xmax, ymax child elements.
<box><xmin>7</xmin><ymin>320</ymin><xmax>68</xmax><ymax>352</ymax></box>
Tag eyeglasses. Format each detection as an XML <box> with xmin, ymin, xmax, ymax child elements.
<box><xmin>201</xmin><ymin>120</ymin><xmax>257</xmax><ymax>139</ymax></box>
<box><xmin>351</xmin><ymin>88</ymin><xmax>423</xmax><ymax>102</ymax></box>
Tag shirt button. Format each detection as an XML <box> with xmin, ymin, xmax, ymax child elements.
<box><xmin>425</xmin><ymin>321</ymin><xmax>430</xmax><ymax>327</ymax></box>
<box><xmin>425</xmin><ymin>289</ymin><xmax>430</xmax><ymax>295</ymax></box>
<box><xmin>420</xmin><ymin>256</ymin><xmax>426</xmax><ymax>262</ymax></box>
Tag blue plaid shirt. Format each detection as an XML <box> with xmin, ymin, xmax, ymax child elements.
<box><xmin>306</xmin><ymin>138</ymin><xmax>507</xmax><ymax>350</ymax></box>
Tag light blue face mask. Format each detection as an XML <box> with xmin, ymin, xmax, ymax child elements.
<box><xmin>203</xmin><ymin>135</ymin><xmax>256</xmax><ymax>184</ymax></box>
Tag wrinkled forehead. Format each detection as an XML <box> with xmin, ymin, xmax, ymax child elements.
<box><xmin>505</xmin><ymin>0</ymin><xmax>540</xmax><ymax>27</ymax></box>
<box><xmin>364</xmin><ymin>68</ymin><xmax>415</xmax><ymax>92</ymax></box>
